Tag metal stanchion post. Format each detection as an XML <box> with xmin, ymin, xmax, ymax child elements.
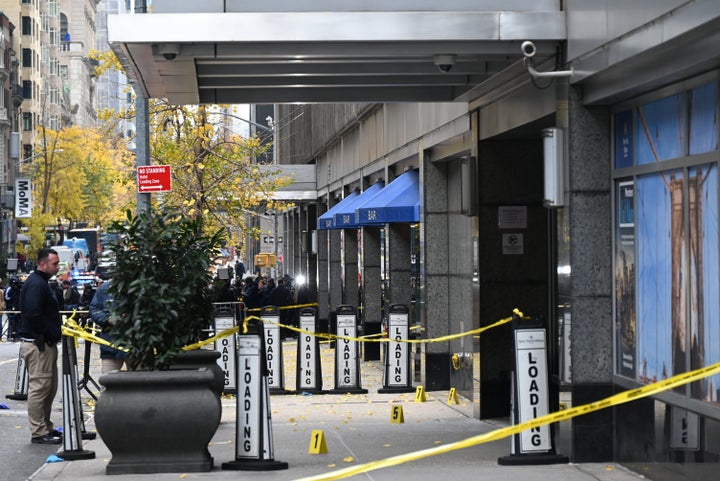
<box><xmin>59</xmin><ymin>335</ymin><xmax>95</xmax><ymax>460</ymax></box>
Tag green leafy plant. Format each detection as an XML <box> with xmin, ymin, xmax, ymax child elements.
<box><xmin>106</xmin><ymin>208</ymin><xmax>225</xmax><ymax>370</ymax></box>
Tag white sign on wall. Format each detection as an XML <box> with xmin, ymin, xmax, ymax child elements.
<box><xmin>15</xmin><ymin>178</ymin><xmax>32</xmax><ymax>218</ymax></box>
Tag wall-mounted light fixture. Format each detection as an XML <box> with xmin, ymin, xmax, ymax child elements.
<box><xmin>542</xmin><ymin>128</ymin><xmax>564</xmax><ymax>208</ymax></box>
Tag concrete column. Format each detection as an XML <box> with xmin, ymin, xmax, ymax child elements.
<box><xmin>343</xmin><ymin>229</ymin><xmax>359</xmax><ymax>308</ymax></box>
<box><xmin>563</xmin><ymin>85</ymin><xmax>615</xmax><ymax>462</ymax></box>
<box><xmin>387</xmin><ymin>223</ymin><xmax>412</xmax><ymax>308</ymax></box>
<box><xmin>316</xmin><ymin>223</ymin><xmax>330</xmax><ymax>326</ymax></box>
<box><xmin>361</xmin><ymin>225</ymin><xmax>382</xmax><ymax>360</ymax></box>
<box><xmin>420</xmin><ymin>159</ymin><xmax>452</xmax><ymax>390</ymax></box>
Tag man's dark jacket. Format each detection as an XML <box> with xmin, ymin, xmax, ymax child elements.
<box><xmin>18</xmin><ymin>270</ymin><xmax>62</xmax><ymax>344</ymax></box>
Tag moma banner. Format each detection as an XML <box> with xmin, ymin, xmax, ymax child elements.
<box><xmin>15</xmin><ymin>178</ymin><xmax>32</xmax><ymax>218</ymax></box>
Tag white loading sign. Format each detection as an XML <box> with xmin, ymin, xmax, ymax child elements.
<box><xmin>298</xmin><ymin>313</ymin><xmax>319</xmax><ymax>389</ymax></box>
<box><xmin>514</xmin><ymin>328</ymin><xmax>551</xmax><ymax>453</ymax></box>
<box><xmin>237</xmin><ymin>336</ymin><xmax>263</xmax><ymax>458</ymax></box>
<box><xmin>215</xmin><ymin>316</ymin><xmax>236</xmax><ymax>391</ymax></box>
<box><xmin>386</xmin><ymin>312</ymin><xmax>409</xmax><ymax>386</ymax></box>
<box><xmin>263</xmin><ymin>315</ymin><xmax>281</xmax><ymax>389</ymax></box>
<box><xmin>336</xmin><ymin>315</ymin><xmax>358</xmax><ymax>387</ymax></box>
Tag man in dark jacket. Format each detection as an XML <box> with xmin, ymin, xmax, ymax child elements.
<box><xmin>17</xmin><ymin>248</ymin><xmax>62</xmax><ymax>445</ymax></box>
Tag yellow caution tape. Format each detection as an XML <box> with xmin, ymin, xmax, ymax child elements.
<box><xmin>60</xmin><ymin>305</ymin><xmax>520</xmax><ymax>356</ymax></box>
<box><xmin>293</xmin><ymin>359</ymin><xmax>720</xmax><ymax>481</ymax></box>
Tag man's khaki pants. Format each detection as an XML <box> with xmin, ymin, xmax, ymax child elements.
<box><xmin>20</xmin><ymin>342</ymin><xmax>59</xmax><ymax>438</ymax></box>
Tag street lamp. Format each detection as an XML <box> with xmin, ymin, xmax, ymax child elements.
<box><xmin>209</xmin><ymin>110</ymin><xmax>273</xmax><ymax>134</ymax></box>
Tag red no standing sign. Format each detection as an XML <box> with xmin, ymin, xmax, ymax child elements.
<box><xmin>137</xmin><ymin>165</ymin><xmax>172</xmax><ymax>193</ymax></box>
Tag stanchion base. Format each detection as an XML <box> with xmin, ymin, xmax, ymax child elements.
<box><xmin>269</xmin><ymin>388</ymin><xmax>293</xmax><ymax>396</ymax></box>
<box><xmin>59</xmin><ymin>449</ymin><xmax>96</xmax><ymax>461</ymax></box>
<box><xmin>497</xmin><ymin>453</ymin><xmax>569</xmax><ymax>466</ymax></box>
<box><xmin>294</xmin><ymin>389</ymin><xmax>326</xmax><ymax>395</ymax></box>
<box><xmin>378</xmin><ymin>386</ymin><xmax>416</xmax><ymax>394</ymax></box>
<box><xmin>222</xmin><ymin>459</ymin><xmax>289</xmax><ymax>471</ymax></box>
<box><xmin>5</xmin><ymin>393</ymin><xmax>27</xmax><ymax>400</ymax></box>
<box><xmin>326</xmin><ymin>388</ymin><xmax>368</xmax><ymax>395</ymax></box>
<box><xmin>82</xmin><ymin>431</ymin><xmax>97</xmax><ymax>440</ymax></box>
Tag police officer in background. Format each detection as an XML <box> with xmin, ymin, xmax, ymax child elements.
<box><xmin>17</xmin><ymin>248</ymin><xmax>63</xmax><ymax>445</ymax></box>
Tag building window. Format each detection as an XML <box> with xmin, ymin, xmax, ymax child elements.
<box><xmin>613</xmin><ymin>75</ymin><xmax>720</xmax><ymax>406</ymax></box>
<box><xmin>22</xmin><ymin>80</ymin><xmax>32</xmax><ymax>99</ymax></box>
<box><xmin>22</xmin><ymin>17</ymin><xmax>32</xmax><ymax>37</ymax></box>
<box><xmin>22</xmin><ymin>48</ymin><xmax>32</xmax><ymax>68</ymax></box>
<box><xmin>22</xmin><ymin>112</ymin><xmax>33</xmax><ymax>131</ymax></box>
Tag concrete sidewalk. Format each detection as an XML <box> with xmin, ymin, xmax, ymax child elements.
<box><xmin>30</xmin><ymin>343</ymin><xmax>646</xmax><ymax>481</ymax></box>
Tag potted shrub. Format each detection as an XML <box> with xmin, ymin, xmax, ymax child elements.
<box><xmin>94</xmin><ymin>207</ymin><xmax>225</xmax><ymax>475</ymax></box>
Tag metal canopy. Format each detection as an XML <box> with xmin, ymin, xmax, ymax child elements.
<box><xmin>107</xmin><ymin>7</ymin><xmax>566</xmax><ymax>105</ymax></box>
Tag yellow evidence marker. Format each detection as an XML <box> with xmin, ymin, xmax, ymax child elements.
<box><xmin>390</xmin><ymin>405</ymin><xmax>405</xmax><ymax>424</ymax></box>
<box><xmin>447</xmin><ymin>388</ymin><xmax>459</xmax><ymax>405</ymax></box>
<box><xmin>309</xmin><ymin>429</ymin><xmax>328</xmax><ymax>454</ymax></box>
<box><xmin>414</xmin><ymin>385</ymin><xmax>427</xmax><ymax>402</ymax></box>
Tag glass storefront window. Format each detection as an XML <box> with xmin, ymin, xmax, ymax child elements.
<box><xmin>613</xmin><ymin>80</ymin><xmax>720</xmax><ymax>407</ymax></box>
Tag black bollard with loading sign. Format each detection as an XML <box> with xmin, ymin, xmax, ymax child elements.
<box><xmin>295</xmin><ymin>307</ymin><xmax>324</xmax><ymax>394</ymax></box>
<box><xmin>498</xmin><ymin>314</ymin><xmax>568</xmax><ymax>465</ymax></box>
<box><xmin>378</xmin><ymin>304</ymin><xmax>415</xmax><ymax>393</ymax></box>
<box><xmin>328</xmin><ymin>305</ymin><xmax>367</xmax><ymax>394</ymax></box>
<box><xmin>223</xmin><ymin>318</ymin><xmax>288</xmax><ymax>471</ymax></box>
<box><xmin>260</xmin><ymin>306</ymin><xmax>291</xmax><ymax>395</ymax></box>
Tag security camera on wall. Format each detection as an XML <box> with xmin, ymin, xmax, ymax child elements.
<box><xmin>433</xmin><ymin>54</ymin><xmax>457</xmax><ymax>73</ymax></box>
<box><xmin>156</xmin><ymin>43</ymin><xmax>181</xmax><ymax>61</ymax></box>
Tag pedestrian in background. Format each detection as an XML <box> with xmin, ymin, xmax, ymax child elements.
<box><xmin>4</xmin><ymin>276</ymin><xmax>22</xmax><ymax>341</ymax></box>
<box><xmin>17</xmin><ymin>248</ymin><xmax>62</xmax><ymax>445</ymax></box>
<box><xmin>89</xmin><ymin>279</ymin><xmax>127</xmax><ymax>374</ymax></box>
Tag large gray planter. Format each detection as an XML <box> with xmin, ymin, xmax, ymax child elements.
<box><xmin>95</xmin><ymin>368</ymin><xmax>221</xmax><ymax>475</ymax></box>
<box><xmin>169</xmin><ymin>349</ymin><xmax>225</xmax><ymax>395</ymax></box>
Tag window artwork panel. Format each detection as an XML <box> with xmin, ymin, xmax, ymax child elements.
<box><xmin>637</xmin><ymin>94</ymin><xmax>686</xmax><ymax>164</ymax></box>
<box><xmin>636</xmin><ymin>172</ymin><xmax>677</xmax><ymax>385</ymax></box>
<box><xmin>614</xmin><ymin>110</ymin><xmax>634</xmax><ymax>168</ymax></box>
<box><xmin>689</xmin><ymin>83</ymin><xmax>718</xmax><ymax>155</ymax></box>
<box><xmin>689</xmin><ymin>165</ymin><xmax>719</xmax><ymax>402</ymax></box>
<box><xmin>616</xmin><ymin>179</ymin><xmax>636</xmax><ymax>378</ymax></box>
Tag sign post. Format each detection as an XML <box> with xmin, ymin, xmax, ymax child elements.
<box><xmin>329</xmin><ymin>305</ymin><xmax>367</xmax><ymax>394</ymax></box>
<box><xmin>261</xmin><ymin>306</ymin><xmax>290</xmax><ymax>394</ymax></box>
<box><xmin>378</xmin><ymin>304</ymin><xmax>414</xmax><ymax>393</ymax></box>
<box><xmin>498</xmin><ymin>315</ymin><xmax>567</xmax><ymax>465</ymax></box>
<box><xmin>222</xmin><ymin>319</ymin><xmax>288</xmax><ymax>471</ymax></box>
<box><xmin>214</xmin><ymin>304</ymin><xmax>237</xmax><ymax>394</ymax></box>
<box><xmin>295</xmin><ymin>307</ymin><xmax>323</xmax><ymax>393</ymax></box>
<box><xmin>137</xmin><ymin>165</ymin><xmax>172</xmax><ymax>193</ymax></box>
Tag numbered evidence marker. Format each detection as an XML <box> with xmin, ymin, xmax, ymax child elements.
<box><xmin>414</xmin><ymin>385</ymin><xmax>427</xmax><ymax>402</ymax></box>
<box><xmin>308</xmin><ymin>430</ymin><xmax>328</xmax><ymax>454</ymax></box>
<box><xmin>390</xmin><ymin>405</ymin><xmax>405</xmax><ymax>424</ymax></box>
<box><xmin>447</xmin><ymin>388</ymin><xmax>459</xmax><ymax>405</ymax></box>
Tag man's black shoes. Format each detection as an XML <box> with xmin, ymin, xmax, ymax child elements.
<box><xmin>31</xmin><ymin>433</ymin><xmax>62</xmax><ymax>445</ymax></box>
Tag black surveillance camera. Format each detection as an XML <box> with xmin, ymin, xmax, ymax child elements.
<box><xmin>157</xmin><ymin>43</ymin><xmax>181</xmax><ymax>61</ymax></box>
<box><xmin>433</xmin><ymin>54</ymin><xmax>456</xmax><ymax>73</ymax></box>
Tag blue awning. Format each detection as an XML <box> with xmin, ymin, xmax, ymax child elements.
<box><xmin>332</xmin><ymin>181</ymin><xmax>385</xmax><ymax>229</ymax></box>
<box><xmin>317</xmin><ymin>191</ymin><xmax>359</xmax><ymax>230</ymax></box>
<box><xmin>355</xmin><ymin>169</ymin><xmax>420</xmax><ymax>225</ymax></box>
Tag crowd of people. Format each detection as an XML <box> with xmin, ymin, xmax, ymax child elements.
<box><xmin>212</xmin><ymin>269</ymin><xmax>313</xmax><ymax>339</ymax></box>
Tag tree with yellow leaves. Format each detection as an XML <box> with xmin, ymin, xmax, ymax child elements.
<box><xmin>89</xmin><ymin>49</ymin><xmax>293</xmax><ymax>252</ymax></box>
